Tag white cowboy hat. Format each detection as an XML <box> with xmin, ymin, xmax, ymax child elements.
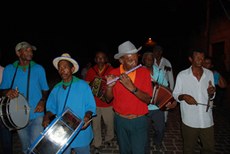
<box><xmin>53</xmin><ymin>53</ymin><xmax>79</xmax><ymax>74</ymax></box>
<box><xmin>114</xmin><ymin>40</ymin><xmax>142</xmax><ymax>59</ymax></box>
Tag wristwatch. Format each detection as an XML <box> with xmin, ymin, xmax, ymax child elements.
<box><xmin>131</xmin><ymin>87</ymin><xmax>138</xmax><ymax>94</ymax></box>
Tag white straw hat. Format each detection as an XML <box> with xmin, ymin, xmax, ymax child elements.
<box><xmin>53</xmin><ymin>53</ymin><xmax>79</xmax><ymax>74</ymax></box>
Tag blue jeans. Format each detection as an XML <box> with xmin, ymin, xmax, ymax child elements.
<box><xmin>18</xmin><ymin>116</ymin><xmax>43</xmax><ymax>153</ymax></box>
<box><xmin>0</xmin><ymin>120</ymin><xmax>13</xmax><ymax>154</ymax></box>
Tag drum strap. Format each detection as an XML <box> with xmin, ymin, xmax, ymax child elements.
<box><xmin>62</xmin><ymin>78</ymin><xmax>73</xmax><ymax>113</ymax></box>
<box><xmin>26</xmin><ymin>63</ymin><xmax>31</xmax><ymax>100</ymax></box>
<box><xmin>92</xmin><ymin>65</ymin><xmax>110</xmax><ymax>77</ymax></box>
<box><xmin>9</xmin><ymin>63</ymin><xmax>31</xmax><ymax>100</ymax></box>
<box><xmin>10</xmin><ymin>64</ymin><xmax>19</xmax><ymax>89</ymax></box>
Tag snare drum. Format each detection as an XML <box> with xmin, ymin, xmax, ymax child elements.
<box><xmin>28</xmin><ymin>108</ymin><xmax>84</xmax><ymax>154</ymax></box>
<box><xmin>0</xmin><ymin>93</ymin><xmax>30</xmax><ymax>130</ymax></box>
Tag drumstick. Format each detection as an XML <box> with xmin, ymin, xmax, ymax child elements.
<box><xmin>197</xmin><ymin>103</ymin><xmax>215</xmax><ymax>108</ymax></box>
<box><xmin>206</xmin><ymin>95</ymin><xmax>211</xmax><ymax>112</ymax></box>
<box><xmin>106</xmin><ymin>64</ymin><xmax>142</xmax><ymax>85</ymax></box>
<box><xmin>16</xmin><ymin>87</ymin><xmax>18</xmax><ymax>111</ymax></box>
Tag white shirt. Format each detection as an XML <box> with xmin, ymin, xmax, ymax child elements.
<box><xmin>154</xmin><ymin>57</ymin><xmax>174</xmax><ymax>90</ymax></box>
<box><xmin>173</xmin><ymin>66</ymin><xmax>215</xmax><ymax>128</ymax></box>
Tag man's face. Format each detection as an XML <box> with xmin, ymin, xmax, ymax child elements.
<box><xmin>153</xmin><ymin>50</ymin><xmax>162</xmax><ymax>60</ymax></box>
<box><xmin>203</xmin><ymin>59</ymin><xmax>212</xmax><ymax>69</ymax></box>
<box><xmin>95</xmin><ymin>52</ymin><xmax>107</xmax><ymax>66</ymax></box>
<box><xmin>190</xmin><ymin>52</ymin><xmax>205</xmax><ymax>68</ymax></box>
<box><xmin>58</xmin><ymin>60</ymin><xmax>74</xmax><ymax>81</ymax></box>
<box><xmin>143</xmin><ymin>54</ymin><xmax>154</xmax><ymax>68</ymax></box>
<box><xmin>120</xmin><ymin>54</ymin><xmax>138</xmax><ymax>71</ymax></box>
<box><xmin>17</xmin><ymin>47</ymin><xmax>34</xmax><ymax>61</ymax></box>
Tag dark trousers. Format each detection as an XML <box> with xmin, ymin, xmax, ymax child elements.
<box><xmin>0</xmin><ymin>120</ymin><xmax>13</xmax><ymax>154</ymax></box>
<box><xmin>114</xmin><ymin>114</ymin><xmax>148</xmax><ymax>154</ymax></box>
<box><xmin>148</xmin><ymin>109</ymin><xmax>165</xmax><ymax>145</ymax></box>
<box><xmin>145</xmin><ymin>109</ymin><xmax>165</xmax><ymax>153</ymax></box>
<box><xmin>181</xmin><ymin>123</ymin><xmax>214</xmax><ymax>154</ymax></box>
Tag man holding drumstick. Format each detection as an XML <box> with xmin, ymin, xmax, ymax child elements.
<box><xmin>104</xmin><ymin>40</ymin><xmax>153</xmax><ymax>154</ymax></box>
<box><xmin>0</xmin><ymin>41</ymin><xmax>49</xmax><ymax>154</ymax></box>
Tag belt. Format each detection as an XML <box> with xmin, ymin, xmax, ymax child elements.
<box><xmin>115</xmin><ymin>112</ymin><xmax>145</xmax><ymax>119</ymax></box>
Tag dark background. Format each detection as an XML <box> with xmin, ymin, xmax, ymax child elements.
<box><xmin>1</xmin><ymin>0</ymin><xmax>226</xmax><ymax>81</ymax></box>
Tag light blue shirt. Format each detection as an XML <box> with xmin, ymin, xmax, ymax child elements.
<box><xmin>46</xmin><ymin>76</ymin><xmax>96</xmax><ymax>147</ymax></box>
<box><xmin>148</xmin><ymin>65</ymin><xmax>168</xmax><ymax>110</ymax></box>
<box><xmin>0</xmin><ymin>61</ymin><xmax>49</xmax><ymax>120</ymax></box>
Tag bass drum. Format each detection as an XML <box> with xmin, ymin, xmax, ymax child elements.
<box><xmin>0</xmin><ymin>93</ymin><xmax>30</xmax><ymax>130</ymax></box>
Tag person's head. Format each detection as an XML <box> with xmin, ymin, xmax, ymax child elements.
<box><xmin>152</xmin><ymin>45</ymin><xmax>163</xmax><ymax>60</ymax></box>
<box><xmin>188</xmin><ymin>49</ymin><xmax>205</xmax><ymax>68</ymax></box>
<box><xmin>114</xmin><ymin>41</ymin><xmax>142</xmax><ymax>71</ymax></box>
<box><xmin>94</xmin><ymin>51</ymin><xmax>108</xmax><ymax>67</ymax></box>
<box><xmin>203</xmin><ymin>56</ymin><xmax>213</xmax><ymax>69</ymax></box>
<box><xmin>15</xmin><ymin>41</ymin><xmax>37</xmax><ymax>62</ymax></box>
<box><xmin>142</xmin><ymin>52</ymin><xmax>154</xmax><ymax>69</ymax></box>
<box><xmin>53</xmin><ymin>53</ymin><xmax>79</xmax><ymax>82</ymax></box>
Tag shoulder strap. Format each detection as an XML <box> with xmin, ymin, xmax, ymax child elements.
<box><xmin>26</xmin><ymin>63</ymin><xmax>31</xmax><ymax>100</ymax></box>
<box><xmin>92</xmin><ymin>65</ymin><xmax>110</xmax><ymax>77</ymax></box>
<box><xmin>10</xmin><ymin>64</ymin><xmax>19</xmax><ymax>89</ymax></box>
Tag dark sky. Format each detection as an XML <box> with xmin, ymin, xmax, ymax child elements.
<box><xmin>1</xmin><ymin>0</ymin><xmax>212</xmax><ymax>74</ymax></box>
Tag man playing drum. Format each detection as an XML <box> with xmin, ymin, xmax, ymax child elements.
<box><xmin>0</xmin><ymin>41</ymin><xmax>49</xmax><ymax>154</ymax></box>
<box><xmin>42</xmin><ymin>53</ymin><xmax>96</xmax><ymax>154</ymax></box>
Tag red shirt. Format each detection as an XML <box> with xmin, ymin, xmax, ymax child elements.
<box><xmin>85</xmin><ymin>64</ymin><xmax>114</xmax><ymax>107</ymax></box>
<box><xmin>109</xmin><ymin>65</ymin><xmax>153</xmax><ymax>115</ymax></box>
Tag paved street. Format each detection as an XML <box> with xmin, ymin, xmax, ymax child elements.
<box><xmin>1</xmin><ymin>86</ymin><xmax>230</xmax><ymax>154</ymax></box>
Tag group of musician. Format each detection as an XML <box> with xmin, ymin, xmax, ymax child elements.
<box><xmin>0</xmin><ymin>40</ymin><xmax>218</xmax><ymax>154</ymax></box>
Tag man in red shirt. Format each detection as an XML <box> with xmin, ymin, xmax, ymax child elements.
<box><xmin>85</xmin><ymin>51</ymin><xmax>114</xmax><ymax>153</ymax></box>
<box><xmin>105</xmin><ymin>41</ymin><xmax>153</xmax><ymax>154</ymax></box>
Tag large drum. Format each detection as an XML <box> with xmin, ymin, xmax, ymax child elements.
<box><xmin>28</xmin><ymin>108</ymin><xmax>84</xmax><ymax>154</ymax></box>
<box><xmin>0</xmin><ymin>93</ymin><xmax>30</xmax><ymax>130</ymax></box>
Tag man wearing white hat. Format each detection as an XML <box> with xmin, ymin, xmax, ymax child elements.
<box><xmin>42</xmin><ymin>53</ymin><xmax>96</xmax><ymax>154</ymax></box>
<box><xmin>105</xmin><ymin>41</ymin><xmax>153</xmax><ymax>154</ymax></box>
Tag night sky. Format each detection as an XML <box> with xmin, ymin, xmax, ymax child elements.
<box><xmin>1</xmin><ymin>0</ymin><xmax>216</xmax><ymax>78</ymax></box>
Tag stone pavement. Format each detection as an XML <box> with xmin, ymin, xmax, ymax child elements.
<box><xmin>1</xmin><ymin>86</ymin><xmax>230</xmax><ymax>154</ymax></box>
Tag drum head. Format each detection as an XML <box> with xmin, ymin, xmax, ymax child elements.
<box><xmin>8</xmin><ymin>94</ymin><xmax>30</xmax><ymax>129</ymax></box>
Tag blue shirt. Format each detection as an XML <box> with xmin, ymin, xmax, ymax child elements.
<box><xmin>46</xmin><ymin>76</ymin><xmax>96</xmax><ymax>147</ymax></box>
<box><xmin>0</xmin><ymin>61</ymin><xmax>49</xmax><ymax>119</ymax></box>
<box><xmin>148</xmin><ymin>65</ymin><xmax>169</xmax><ymax>110</ymax></box>
<box><xmin>213</xmin><ymin>71</ymin><xmax>220</xmax><ymax>86</ymax></box>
